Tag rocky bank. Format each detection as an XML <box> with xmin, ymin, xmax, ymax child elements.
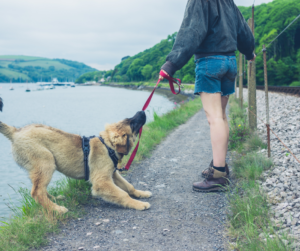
<box><xmin>243</xmin><ymin>89</ymin><xmax>300</xmax><ymax>248</ymax></box>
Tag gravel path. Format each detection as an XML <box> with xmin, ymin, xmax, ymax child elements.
<box><xmin>41</xmin><ymin>109</ymin><xmax>228</xmax><ymax>251</ymax></box>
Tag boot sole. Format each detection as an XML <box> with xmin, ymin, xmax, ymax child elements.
<box><xmin>201</xmin><ymin>174</ymin><xmax>230</xmax><ymax>178</ymax></box>
<box><xmin>193</xmin><ymin>186</ymin><xmax>228</xmax><ymax>193</ymax></box>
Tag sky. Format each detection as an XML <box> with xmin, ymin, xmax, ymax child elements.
<box><xmin>0</xmin><ymin>0</ymin><xmax>273</xmax><ymax>71</ymax></box>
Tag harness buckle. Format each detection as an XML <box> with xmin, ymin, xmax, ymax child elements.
<box><xmin>115</xmin><ymin>167</ymin><xmax>127</xmax><ymax>173</ymax></box>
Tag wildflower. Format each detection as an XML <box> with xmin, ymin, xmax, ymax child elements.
<box><xmin>238</xmin><ymin>124</ymin><xmax>241</xmax><ymax>127</ymax></box>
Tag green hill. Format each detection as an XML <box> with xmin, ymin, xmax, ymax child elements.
<box><xmin>0</xmin><ymin>55</ymin><xmax>97</xmax><ymax>83</ymax></box>
<box><xmin>77</xmin><ymin>0</ymin><xmax>300</xmax><ymax>86</ymax></box>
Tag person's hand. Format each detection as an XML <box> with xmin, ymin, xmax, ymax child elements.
<box><xmin>250</xmin><ymin>54</ymin><xmax>256</xmax><ymax>62</ymax></box>
<box><xmin>159</xmin><ymin>70</ymin><xmax>169</xmax><ymax>81</ymax></box>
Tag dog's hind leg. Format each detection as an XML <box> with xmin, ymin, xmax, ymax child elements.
<box><xmin>91</xmin><ymin>176</ymin><xmax>151</xmax><ymax>210</ymax></box>
<box><xmin>113</xmin><ymin>171</ymin><xmax>152</xmax><ymax>198</ymax></box>
<box><xmin>29</xmin><ymin>157</ymin><xmax>68</xmax><ymax>214</ymax></box>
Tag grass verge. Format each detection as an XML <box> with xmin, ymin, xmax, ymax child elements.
<box><xmin>102</xmin><ymin>81</ymin><xmax>195</xmax><ymax>91</ymax></box>
<box><xmin>0</xmin><ymin>95</ymin><xmax>202</xmax><ymax>251</ymax></box>
<box><xmin>227</xmin><ymin>97</ymin><xmax>291</xmax><ymax>250</ymax></box>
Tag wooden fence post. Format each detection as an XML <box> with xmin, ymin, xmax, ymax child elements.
<box><xmin>263</xmin><ymin>44</ymin><xmax>271</xmax><ymax>158</ymax></box>
<box><xmin>239</xmin><ymin>52</ymin><xmax>243</xmax><ymax>108</ymax></box>
<box><xmin>235</xmin><ymin>77</ymin><xmax>238</xmax><ymax>99</ymax></box>
<box><xmin>248</xmin><ymin>17</ymin><xmax>257</xmax><ymax>130</ymax></box>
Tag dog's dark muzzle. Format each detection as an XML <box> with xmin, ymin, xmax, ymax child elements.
<box><xmin>129</xmin><ymin>111</ymin><xmax>146</xmax><ymax>134</ymax></box>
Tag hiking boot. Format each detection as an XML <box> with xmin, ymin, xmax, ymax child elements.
<box><xmin>193</xmin><ymin>168</ymin><xmax>229</xmax><ymax>193</ymax></box>
<box><xmin>201</xmin><ymin>161</ymin><xmax>229</xmax><ymax>178</ymax></box>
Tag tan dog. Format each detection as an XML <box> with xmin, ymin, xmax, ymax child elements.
<box><xmin>0</xmin><ymin>105</ymin><xmax>152</xmax><ymax>214</ymax></box>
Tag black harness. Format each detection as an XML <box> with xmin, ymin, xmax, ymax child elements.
<box><xmin>82</xmin><ymin>136</ymin><xmax>120</xmax><ymax>181</ymax></box>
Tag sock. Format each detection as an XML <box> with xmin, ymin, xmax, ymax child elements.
<box><xmin>213</xmin><ymin>166</ymin><xmax>226</xmax><ymax>173</ymax></box>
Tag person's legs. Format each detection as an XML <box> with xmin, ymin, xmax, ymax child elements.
<box><xmin>200</xmin><ymin>92</ymin><xmax>228</xmax><ymax>167</ymax></box>
<box><xmin>193</xmin><ymin>56</ymin><xmax>236</xmax><ymax>192</ymax></box>
<box><xmin>221</xmin><ymin>95</ymin><xmax>229</xmax><ymax>156</ymax></box>
<box><xmin>193</xmin><ymin>93</ymin><xmax>230</xmax><ymax>192</ymax></box>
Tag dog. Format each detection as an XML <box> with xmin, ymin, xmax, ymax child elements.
<box><xmin>0</xmin><ymin>102</ymin><xmax>152</xmax><ymax>214</ymax></box>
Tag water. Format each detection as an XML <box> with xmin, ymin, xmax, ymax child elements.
<box><xmin>0</xmin><ymin>83</ymin><xmax>177</xmax><ymax>220</ymax></box>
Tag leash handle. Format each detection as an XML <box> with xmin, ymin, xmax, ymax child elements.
<box><xmin>124</xmin><ymin>71</ymin><xmax>182</xmax><ymax>171</ymax></box>
<box><xmin>159</xmin><ymin>70</ymin><xmax>182</xmax><ymax>95</ymax></box>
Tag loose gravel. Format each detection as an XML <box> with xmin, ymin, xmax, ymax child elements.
<box><xmin>243</xmin><ymin>89</ymin><xmax>300</xmax><ymax>248</ymax></box>
<box><xmin>40</xmin><ymin>109</ymin><xmax>228</xmax><ymax>251</ymax></box>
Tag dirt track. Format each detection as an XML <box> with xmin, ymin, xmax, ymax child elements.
<box><xmin>41</xmin><ymin>109</ymin><xmax>228</xmax><ymax>251</ymax></box>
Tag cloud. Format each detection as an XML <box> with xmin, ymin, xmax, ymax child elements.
<box><xmin>0</xmin><ymin>0</ymin><xmax>273</xmax><ymax>70</ymax></box>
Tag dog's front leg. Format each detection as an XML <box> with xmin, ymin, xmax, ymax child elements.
<box><xmin>113</xmin><ymin>171</ymin><xmax>152</xmax><ymax>198</ymax></box>
<box><xmin>91</xmin><ymin>177</ymin><xmax>150</xmax><ymax>210</ymax></box>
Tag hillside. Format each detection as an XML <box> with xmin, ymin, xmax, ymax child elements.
<box><xmin>77</xmin><ymin>0</ymin><xmax>300</xmax><ymax>86</ymax></box>
<box><xmin>0</xmin><ymin>55</ymin><xmax>97</xmax><ymax>83</ymax></box>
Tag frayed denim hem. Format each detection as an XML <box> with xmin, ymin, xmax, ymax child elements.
<box><xmin>222</xmin><ymin>90</ymin><xmax>235</xmax><ymax>97</ymax></box>
<box><xmin>194</xmin><ymin>91</ymin><xmax>223</xmax><ymax>96</ymax></box>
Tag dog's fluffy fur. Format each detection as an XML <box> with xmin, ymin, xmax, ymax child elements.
<box><xmin>0</xmin><ymin>106</ymin><xmax>151</xmax><ymax>214</ymax></box>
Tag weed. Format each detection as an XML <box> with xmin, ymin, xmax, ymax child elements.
<box><xmin>228</xmin><ymin>97</ymin><xmax>250</xmax><ymax>150</ymax></box>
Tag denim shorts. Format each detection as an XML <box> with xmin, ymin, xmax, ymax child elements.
<box><xmin>194</xmin><ymin>55</ymin><xmax>237</xmax><ymax>96</ymax></box>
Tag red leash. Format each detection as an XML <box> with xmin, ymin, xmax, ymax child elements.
<box><xmin>123</xmin><ymin>70</ymin><xmax>182</xmax><ymax>171</ymax></box>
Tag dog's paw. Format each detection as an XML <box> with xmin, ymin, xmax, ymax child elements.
<box><xmin>135</xmin><ymin>202</ymin><xmax>151</xmax><ymax>211</ymax></box>
<box><xmin>133</xmin><ymin>190</ymin><xmax>152</xmax><ymax>198</ymax></box>
<box><xmin>140</xmin><ymin>191</ymin><xmax>152</xmax><ymax>198</ymax></box>
<box><xmin>56</xmin><ymin>206</ymin><xmax>69</xmax><ymax>214</ymax></box>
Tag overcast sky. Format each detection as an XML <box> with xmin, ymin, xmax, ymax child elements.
<box><xmin>0</xmin><ymin>0</ymin><xmax>273</xmax><ymax>71</ymax></box>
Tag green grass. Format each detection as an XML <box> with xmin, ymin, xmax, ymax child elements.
<box><xmin>103</xmin><ymin>81</ymin><xmax>195</xmax><ymax>91</ymax></box>
<box><xmin>0</xmin><ymin>96</ymin><xmax>202</xmax><ymax>251</ymax></box>
<box><xmin>227</xmin><ymin>97</ymin><xmax>292</xmax><ymax>250</ymax></box>
<box><xmin>0</xmin><ymin>178</ymin><xmax>92</xmax><ymax>251</ymax></box>
<box><xmin>0</xmin><ymin>69</ymin><xmax>30</xmax><ymax>80</ymax></box>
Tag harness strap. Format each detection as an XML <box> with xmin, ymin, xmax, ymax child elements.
<box><xmin>82</xmin><ymin>136</ymin><xmax>95</xmax><ymax>181</ymax></box>
<box><xmin>98</xmin><ymin>136</ymin><xmax>119</xmax><ymax>172</ymax></box>
<box><xmin>82</xmin><ymin>136</ymin><xmax>121</xmax><ymax>180</ymax></box>
<box><xmin>124</xmin><ymin>70</ymin><xmax>182</xmax><ymax>171</ymax></box>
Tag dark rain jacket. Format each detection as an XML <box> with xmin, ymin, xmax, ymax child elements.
<box><xmin>161</xmin><ymin>0</ymin><xmax>255</xmax><ymax>76</ymax></box>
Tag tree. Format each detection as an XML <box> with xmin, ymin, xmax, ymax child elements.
<box><xmin>141</xmin><ymin>65</ymin><xmax>153</xmax><ymax>79</ymax></box>
<box><xmin>182</xmin><ymin>74</ymin><xmax>195</xmax><ymax>83</ymax></box>
<box><xmin>127</xmin><ymin>58</ymin><xmax>144</xmax><ymax>81</ymax></box>
<box><xmin>297</xmin><ymin>49</ymin><xmax>300</xmax><ymax>80</ymax></box>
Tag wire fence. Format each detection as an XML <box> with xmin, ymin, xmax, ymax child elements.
<box><xmin>235</xmin><ymin>4</ymin><xmax>300</xmax><ymax>164</ymax></box>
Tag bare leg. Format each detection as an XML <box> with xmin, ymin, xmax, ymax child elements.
<box><xmin>200</xmin><ymin>93</ymin><xmax>228</xmax><ymax>167</ymax></box>
<box><xmin>221</xmin><ymin>96</ymin><xmax>230</xmax><ymax>155</ymax></box>
<box><xmin>91</xmin><ymin>177</ymin><xmax>150</xmax><ymax>210</ymax></box>
<box><xmin>113</xmin><ymin>171</ymin><xmax>152</xmax><ymax>198</ymax></box>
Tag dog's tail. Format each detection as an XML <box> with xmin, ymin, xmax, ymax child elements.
<box><xmin>0</xmin><ymin>99</ymin><xmax>17</xmax><ymax>141</ymax></box>
<box><xmin>0</xmin><ymin>122</ymin><xmax>17</xmax><ymax>141</ymax></box>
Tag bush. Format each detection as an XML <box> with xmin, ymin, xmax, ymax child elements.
<box><xmin>290</xmin><ymin>81</ymin><xmax>300</xmax><ymax>87</ymax></box>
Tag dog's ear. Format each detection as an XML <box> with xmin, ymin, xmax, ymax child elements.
<box><xmin>105</xmin><ymin>123</ymin><xmax>129</xmax><ymax>154</ymax></box>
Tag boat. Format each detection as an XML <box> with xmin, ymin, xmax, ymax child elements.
<box><xmin>70</xmin><ymin>83</ymin><xmax>75</xmax><ymax>88</ymax></box>
<box><xmin>25</xmin><ymin>81</ymin><xmax>30</xmax><ymax>92</ymax></box>
<box><xmin>9</xmin><ymin>80</ymin><xmax>14</xmax><ymax>90</ymax></box>
<box><xmin>49</xmin><ymin>85</ymin><xmax>55</xmax><ymax>89</ymax></box>
<box><xmin>36</xmin><ymin>85</ymin><xmax>45</xmax><ymax>91</ymax></box>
